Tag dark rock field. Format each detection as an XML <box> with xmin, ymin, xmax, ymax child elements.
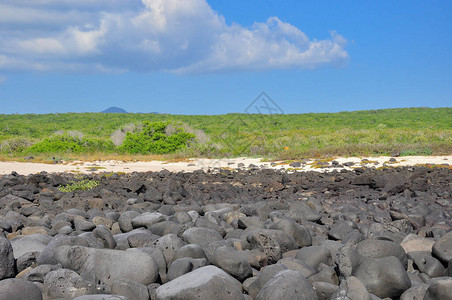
<box><xmin>0</xmin><ymin>165</ymin><xmax>451</xmax><ymax>299</ymax></box>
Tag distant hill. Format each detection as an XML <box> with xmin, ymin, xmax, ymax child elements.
<box><xmin>102</xmin><ymin>107</ymin><xmax>127</xmax><ymax>113</ymax></box>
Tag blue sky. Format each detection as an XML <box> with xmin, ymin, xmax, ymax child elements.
<box><xmin>0</xmin><ymin>0</ymin><xmax>450</xmax><ymax>114</ymax></box>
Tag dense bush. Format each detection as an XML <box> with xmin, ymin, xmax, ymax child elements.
<box><xmin>118</xmin><ymin>121</ymin><xmax>195</xmax><ymax>154</ymax></box>
<box><xmin>27</xmin><ymin>133</ymin><xmax>114</xmax><ymax>154</ymax></box>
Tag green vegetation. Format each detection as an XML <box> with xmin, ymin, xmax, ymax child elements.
<box><xmin>58</xmin><ymin>178</ymin><xmax>100</xmax><ymax>192</ymax></box>
<box><xmin>118</xmin><ymin>121</ymin><xmax>195</xmax><ymax>154</ymax></box>
<box><xmin>0</xmin><ymin>107</ymin><xmax>450</xmax><ymax>160</ymax></box>
<box><xmin>28</xmin><ymin>131</ymin><xmax>114</xmax><ymax>154</ymax></box>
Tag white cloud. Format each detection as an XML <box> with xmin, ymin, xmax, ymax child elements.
<box><xmin>0</xmin><ymin>0</ymin><xmax>348</xmax><ymax>73</ymax></box>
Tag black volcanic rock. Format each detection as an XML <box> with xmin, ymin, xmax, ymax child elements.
<box><xmin>0</xmin><ymin>166</ymin><xmax>450</xmax><ymax>299</ymax></box>
<box><xmin>101</xmin><ymin>106</ymin><xmax>127</xmax><ymax>113</ymax></box>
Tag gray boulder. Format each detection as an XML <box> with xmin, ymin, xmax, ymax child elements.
<box><xmin>132</xmin><ymin>212</ymin><xmax>165</xmax><ymax>228</ymax></box>
<box><xmin>295</xmin><ymin>246</ymin><xmax>332</xmax><ymax>271</ymax></box>
<box><xmin>153</xmin><ymin>234</ymin><xmax>186</xmax><ymax>264</ymax></box>
<box><xmin>432</xmin><ymin>231</ymin><xmax>452</xmax><ymax>263</ymax></box>
<box><xmin>238</xmin><ymin>249</ymin><xmax>268</xmax><ymax>269</ymax></box>
<box><xmin>73</xmin><ymin>296</ymin><xmax>130</xmax><ymax>300</ymax></box>
<box><xmin>155</xmin><ymin>265</ymin><xmax>244</xmax><ymax>300</ymax></box>
<box><xmin>248</xmin><ymin>229</ymin><xmax>297</xmax><ymax>254</ymax></box>
<box><xmin>331</xmin><ymin>276</ymin><xmax>372</xmax><ymax>300</ymax></box>
<box><xmin>356</xmin><ymin>239</ymin><xmax>408</xmax><ymax>268</ymax></box>
<box><xmin>256</xmin><ymin>270</ymin><xmax>318</xmax><ymax>300</ymax></box>
<box><xmin>167</xmin><ymin>257</ymin><xmax>207</xmax><ymax>281</ymax></box>
<box><xmin>0</xmin><ymin>237</ymin><xmax>15</xmax><ymax>279</ymax></box>
<box><xmin>10</xmin><ymin>235</ymin><xmax>48</xmax><ymax>259</ymax></box>
<box><xmin>287</xmin><ymin>201</ymin><xmax>321</xmax><ymax>222</ymax></box>
<box><xmin>247</xmin><ymin>230</ymin><xmax>282</xmax><ymax>263</ymax></box>
<box><xmin>336</xmin><ymin>244</ymin><xmax>364</xmax><ymax>279</ymax></box>
<box><xmin>113</xmin><ymin>229</ymin><xmax>149</xmax><ymax>250</ymax></box>
<box><xmin>248</xmin><ymin>264</ymin><xmax>288</xmax><ymax>298</ymax></box>
<box><xmin>93</xmin><ymin>225</ymin><xmax>117</xmax><ymax>249</ymax></box>
<box><xmin>111</xmin><ymin>278</ymin><xmax>149</xmax><ymax>300</ymax></box>
<box><xmin>342</xmin><ymin>229</ymin><xmax>365</xmax><ymax>245</ymax></box>
<box><xmin>195</xmin><ymin>217</ymin><xmax>227</xmax><ymax>237</ymax></box>
<box><xmin>271</xmin><ymin>219</ymin><xmax>312</xmax><ymax>248</ymax></box>
<box><xmin>237</xmin><ymin>216</ymin><xmax>266</xmax><ymax>229</ymax></box>
<box><xmin>79</xmin><ymin>231</ymin><xmax>105</xmax><ymax>248</ymax></box>
<box><xmin>127</xmin><ymin>247</ymin><xmax>168</xmax><ymax>283</ymax></box>
<box><xmin>118</xmin><ymin>211</ymin><xmax>140</xmax><ymax>232</ymax></box>
<box><xmin>328</xmin><ymin>223</ymin><xmax>355</xmax><ymax>241</ymax></box>
<box><xmin>211</xmin><ymin>246</ymin><xmax>252</xmax><ymax>281</ymax></box>
<box><xmin>182</xmin><ymin>227</ymin><xmax>223</xmax><ymax>248</ymax></box>
<box><xmin>54</xmin><ymin>245</ymin><xmax>158</xmax><ymax>290</ymax></box>
<box><xmin>450</xmin><ymin>259</ymin><xmax>452</xmax><ymax>277</ymax></box>
<box><xmin>74</xmin><ymin>218</ymin><xmax>96</xmax><ymax>231</ymax></box>
<box><xmin>0</xmin><ymin>278</ymin><xmax>42</xmax><ymax>300</ymax></box>
<box><xmin>353</xmin><ymin>256</ymin><xmax>411</xmax><ymax>298</ymax></box>
<box><xmin>168</xmin><ymin>211</ymin><xmax>192</xmax><ymax>224</ymax></box>
<box><xmin>16</xmin><ymin>251</ymin><xmax>39</xmax><ymax>273</ymax></box>
<box><xmin>147</xmin><ymin>283</ymin><xmax>161</xmax><ymax>300</ymax></box>
<box><xmin>399</xmin><ymin>283</ymin><xmax>429</xmax><ymax>300</ymax></box>
<box><xmin>148</xmin><ymin>221</ymin><xmax>185</xmax><ymax>237</ymax></box>
<box><xmin>58</xmin><ymin>225</ymin><xmax>74</xmax><ymax>235</ymax></box>
<box><xmin>37</xmin><ymin>234</ymin><xmax>89</xmax><ymax>265</ymax></box>
<box><xmin>24</xmin><ymin>264</ymin><xmax>61</xmax><ymax>283</ymax></box>
<box><xmin>173</xmin><ymin>244</ymin><xmax>207</xmax><ymax>261</ymax></box>
<box><xmin>423</xmin><ymin>277</ymin><xmax>452</xmax><ymax>300</ymax></box>
<box><xmin>311</xmin><ymin>281</ymin><xmax>338</xmax><ymax>300</ymax></box>
<box><xmin>277</xmin><ymin>258</ymin><xmax>316</xmax><ymax>278</ymax></box>
<box><xmin>127</xmin><ymin>231</ymin><xmax>160</xmax><ymax>248</ymax></box>
<box><xmin>44</xmin><ymin>268</ymin><xmax>96</xmax><ymax>299</ymax></box>
<box><xmin>408</xmin><ymin>251</ymin><xmax>447</xmax><ymax>278</ymax></box>
<box><xmin>307</xmin><ymin>263</ymin><xmax>338</xmax><ymax>285</ymax></box>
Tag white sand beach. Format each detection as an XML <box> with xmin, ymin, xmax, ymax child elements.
<box><xmin>0</xmin><ymin>156</ymin><xmax>450</xmax><ymax>175</ymax></box>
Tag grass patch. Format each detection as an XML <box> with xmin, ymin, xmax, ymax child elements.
<box><xmin>101</xmin><ymin>172</ymin><xmax>126</xmax><ymax>178</ymax></box>
<box><xmin>415</xmin><ymin>163</ymin><xmax>452</xmax><ymax>169</ymax></box>
<box><xmin>58</xmin><ymin>178</ymin><xmax>100</xmax><ymax>192</ymax></box>
<box><xmin>400</xmin><ymin>148</ymin><xmax>433</xmax><ymax>156</ymax></box>
<box><xmin>85</xmin><ymin>166</ymin><xmax>106</xmax><ymax>171</ymax></box>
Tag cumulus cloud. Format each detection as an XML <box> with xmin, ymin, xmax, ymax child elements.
<box><xmin>0</xmin><ymin>0</ymin><xmax>348</xmax><ymax>73</ymax></box>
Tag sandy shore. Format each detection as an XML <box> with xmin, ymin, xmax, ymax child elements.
<box><xmin>0</xmin><ymin>156</ymin><xmax>450</xmax><ymax>175</ymax></box>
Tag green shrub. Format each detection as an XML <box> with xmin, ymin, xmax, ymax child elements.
<box><xmin>27</xmin><ymin>133</ymin><xmax>114</xmax><ymax>154</ymax></box>
<box><xmin>118</xmin><ymin>121</ymin><xmax>195</xmax><ymax>154</ymax></box>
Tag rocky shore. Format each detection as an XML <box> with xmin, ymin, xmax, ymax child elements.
<box><xmin>0</xmin><ymin>166</ymin><xmax>451</xmax><ymax>299</ymax></box>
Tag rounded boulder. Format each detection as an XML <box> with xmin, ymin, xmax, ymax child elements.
<box><xmin>155</xmin><ymin>265</ymin><xmax>244</xmax><ymax>300</ymax></box>
<box><xmin>0</xmin><ymin>278</ymin><xmax>42</xmax><ymax>300</ymax></box>
<box><xmin>256</xmin><ymin>270</ymin><xmax>318</xmax><ymax>300</ymax></box>
<box><xmin>54</xmin><ymin>245</ymin><xmax>159</xmax><ymax>290</ymax></box>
